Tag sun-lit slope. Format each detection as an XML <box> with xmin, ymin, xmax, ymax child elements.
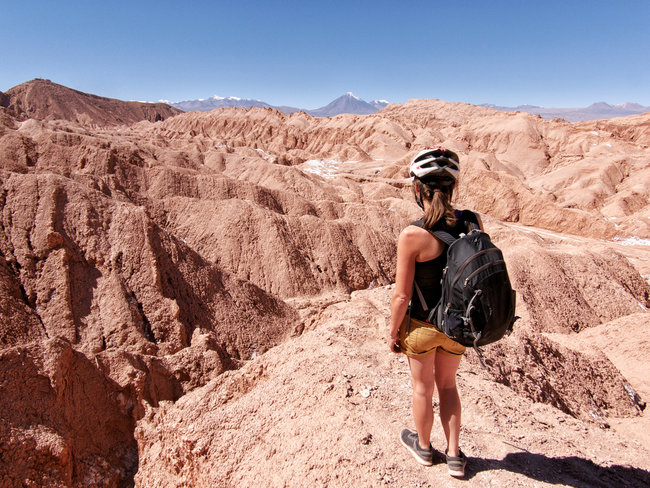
<box><xmin>0</xmin><ymin>166</ymin><xmax>297</xmax><ymax>485</ymax></box>
<box><xmin>1</xmin><ymin>82</ymin><xmax>650</xmax><ymax>486</ymax></box>
<box><xmin>1</xmin><ymin>112</ymin><xmax>412</xmax><ymax>298</ymax></box>
<box><xmin>134</xmin><ymin>282</ymin><xmax>650</xmax><ymax>487</ymax></box>
<box><xmin>381</xmin><ymin>100</ymin><xmax>650</xmax><ymax>238</ymax></box>
<box><xmin>3</xmin><ymin>79</ymin><xmax>181</xmax><ymax>126</ymax></box>
<box><xmin>155</xmin><ymin>101</ymin><xmax>649</xmax><ymax>239</ymax></box>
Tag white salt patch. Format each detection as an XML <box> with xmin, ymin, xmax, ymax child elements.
<box><xmin>606</xmin><ymin>143</ymin><xmax>612</xmax><ymax>147</ymax></box>
<box><xmin>302</xmin><ymin>159</ymin><xmax>359</xmax><ymax>179</ymax></box>
<box><xmin>302</xmin><ymin>159</ymin><xmax>340</xmax><ymax>179</ymax></box>
<box><xmin>612</xmin><ymin>237</ymin><xmax>650</xmax><ymax>247</ymax></box>
<box><xmin>591</xmin><ymin>131</ymin><xmax>599</xmax><ymax>135</ymax></box>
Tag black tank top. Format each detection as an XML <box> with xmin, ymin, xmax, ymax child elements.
<box><xmin>409</xmin><ymin>209</ymin><xmax>479</xmax><ymax>322</ymax></box>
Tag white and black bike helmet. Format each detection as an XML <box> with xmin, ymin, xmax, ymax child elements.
<box><xmin>409</xmin><ymin>148</ymin><xmax>460</xmax><ymax>183</ymax></box>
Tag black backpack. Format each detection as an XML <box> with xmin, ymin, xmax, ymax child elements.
<box><xmin>413</xmin><ymin>220</ymin><xmax>517</xmax><ymax>366</ymax></box>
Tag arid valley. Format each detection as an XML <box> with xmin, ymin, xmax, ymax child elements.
<box><xmin>1</xmin><ymin>79</ymin><xmax>649</xmax><ymax>487</ymax></box>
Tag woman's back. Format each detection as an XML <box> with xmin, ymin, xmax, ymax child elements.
<box><xmin>409</xmin><ymin>210</ymin><xmax>479</xmax><ymax>322</ymax></box>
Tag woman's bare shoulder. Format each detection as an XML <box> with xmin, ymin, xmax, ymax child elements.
<box><xmin>399</xmin><ymin>224</ymin><xmax>430</xmax><ymax>241</ymax></box>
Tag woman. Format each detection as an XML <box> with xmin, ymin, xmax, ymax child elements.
<box><xmin>388</xmin><ymin>148</ymin><xmax>482</xmax><ymax>478</ymax></box>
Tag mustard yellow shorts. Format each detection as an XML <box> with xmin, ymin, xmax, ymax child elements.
<box><xmin>398</xmin><ymin>315</ymin><xmax>466</xmax><ymax>358</ymax></box>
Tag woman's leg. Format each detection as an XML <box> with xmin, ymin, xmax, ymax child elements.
<box><xmin>434</xmin><ymin>352</ymin><xmax>463</xmax><ymax>456</ymax></box>
<box><xmin>407</xmin><ymin>352</ymin><xmax>437</xmax><ymax>448</ymax></box>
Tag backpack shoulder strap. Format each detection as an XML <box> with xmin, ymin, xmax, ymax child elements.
<box><xmin>431</xmin><ymin>230</ymin><xmax>456</xmax><ymax>246</ymax></box>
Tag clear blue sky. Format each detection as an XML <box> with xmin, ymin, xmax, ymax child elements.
<box><xmin>1</xmin><ymin>0</ymin><xmax>648</xmax><ymax>109</ymax></box>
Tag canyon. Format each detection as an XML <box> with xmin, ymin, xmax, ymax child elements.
<box><xmin>0</xmin><ymin>79</ymin><xmax>649</xmax><ymax>487</ymax></box>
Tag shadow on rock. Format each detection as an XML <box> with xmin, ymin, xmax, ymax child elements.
<box><xmin>468</xmin><ymin>451</ymin><xmax>650</xmax><ymax>487</ymax></box>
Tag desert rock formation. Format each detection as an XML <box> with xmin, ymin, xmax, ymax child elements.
<box><xmin>0</xmin><ymin>82</ymin><xmax>649</xmax><ymax>487</ymax></box>
<box><xmin>2</xmin><ymin>79</ymin><xmax>181</xmax><ymax>126</ymax></box>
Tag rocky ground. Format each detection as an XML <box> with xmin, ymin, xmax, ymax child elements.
<box><xmin>0</xmin><ymin>80</ymin><xmax>648</xmax><ymax>487</ymax></box>
<box><xmin>134</xmin><ymin>285</ymin><xmax>650</xmax><ymax>488</ymax></box>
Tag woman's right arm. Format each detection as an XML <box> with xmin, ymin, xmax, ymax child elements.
<box><xmin>388</xmin><ymin>228</ymin><xmax>419</xmax><ymax>352</ymax></box>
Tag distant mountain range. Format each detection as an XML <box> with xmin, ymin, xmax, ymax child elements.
<box><xmin>169</xmin><ymin>92</ymin><xmax>649</xmax><ymax>121</ymax></box>
<box><xmin>3</xmin><ymin>79</ymin><xmax>648</xmax><ymax>123</ymax></box>
<box><xmin>481</xmin><ymin>102</ymin><xmax>650</xmax><ymax>122</ymax></box>
<box><xmin>167</xmin><ymin>92</ymin><xmax>389</xmax><ymax>117</ymax></box>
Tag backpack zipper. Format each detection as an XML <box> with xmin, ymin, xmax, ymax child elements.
<box><xmin>448</xmin><ymin>248</ymin><xmax>501</xmax><ymax>293</ymax></box>
<box><xmin>464</xmin><ymin>260</ymin><xmax>506</xmax><ymax>287</ymax></box>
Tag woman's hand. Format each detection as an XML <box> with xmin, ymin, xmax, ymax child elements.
<box><xmin>388</xmin><ymin>333</ymin><xmax>400</xmax><ymax>353</ymax></box>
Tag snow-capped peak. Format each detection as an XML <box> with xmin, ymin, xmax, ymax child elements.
<box><xmin>210</xmin><ymin>95</ymin><xmax>243</xmax><ymax>101</ymax></box>
<box><xmin>345</xmin><ymin>92</ymin><xmax>361</xmax><ymax>100</ymax></box>
<box><xmin>209</xmin><ymin>95</ymin><xmax>262</xmax><ymax>102</ymax></box>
